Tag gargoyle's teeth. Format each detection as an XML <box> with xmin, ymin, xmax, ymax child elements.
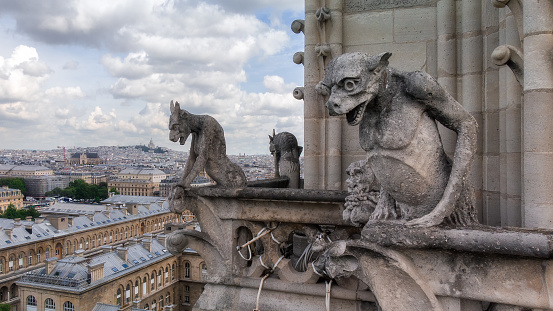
<box><xmin>347</xmin><ymin>101</ymin><xmax>368</xmax><ymax>126</ymax></box>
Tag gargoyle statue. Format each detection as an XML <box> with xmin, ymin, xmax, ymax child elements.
<box><xmin>169</xmin><ymin>101</ymin><xmax>247</xmax><ymax>188</ymax></box>
<box><xmin>317</xmin><ymin>52</ymin><xmax>478</xmax><ymax>227</ymax></box>
<box><xmin>269</xmin><ymin>131</ymin><xmax>303</xmax><ymax>188</ymax></box>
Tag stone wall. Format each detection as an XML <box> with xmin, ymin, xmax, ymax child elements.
<box><xmin>299</xmin><ymin>0</ymin><xmax>553</xmax><ymax>228</ymax></box>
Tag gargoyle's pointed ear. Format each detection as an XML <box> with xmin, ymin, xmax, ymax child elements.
<box><xmin>268</xmin><ymin>135</ymin><xmax>273</xmax><ymax>142</ymax></box>
<box><xmin>174</xmin><ymin>101</ymin><xmax>181</xmax><ymax>112</ymax></box>
<box><xmin>170</xmin><ymin>100</ymin><xmax>174</xmax><ymax>112</ymax></box>
<box><xmin>377</xmin><ymin>52</ymin><xmax>392</xmax><ymax>67</ymax></box>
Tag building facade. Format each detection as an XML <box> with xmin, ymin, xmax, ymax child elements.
<box><xmin>0</xmin><ymin>198</ymin><xmax>182</xmax><ymax>309</ymax></box>
<box><xmin>67</xmin><ymin>153</ymin><xmax>104</xmax><ymax>166</ymax></box>
<box><xmin>17</xmin><ymin>236</ymin><xmax>205</xmax><ymax>311</ymax></box>
<box><xmin>0</xmin><ymin>186</ymin><xmax>24</xmax><ymax>210</ymax></box>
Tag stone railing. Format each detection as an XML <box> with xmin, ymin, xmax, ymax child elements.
<box><xmin>167</xmin><ymin>186</ymin><xmax>553</xmax><ymax>311</ymax></box>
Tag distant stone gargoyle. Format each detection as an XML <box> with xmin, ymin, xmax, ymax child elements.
<box><xmin>169</xmin><ymin>101</ymin><xmax>247</xmax><ymax>188</ymax></box>
<box><xmin>316</xmin><ymin>52</ymin><xmax>478</xmax><ymax>227</ymax></box>
<box><xmin>269</xmin><ymin>131</ymin><xmax>303</xmax><ymax>188</ymax></box>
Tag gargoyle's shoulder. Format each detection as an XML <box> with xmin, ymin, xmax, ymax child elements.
<box><xmin>401</xmin><ymin>71</ymin><xmax>446</xmax><ymax>100</ymax></box>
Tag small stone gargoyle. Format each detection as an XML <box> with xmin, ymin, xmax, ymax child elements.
<box><xmin>269</xmin><ymin>130</ymin><xmax>303</xmax><ymax>188</ymax></box>
<box><xmin>168</xmin><ymin>101</ymin><xmax>247</xmax><ymax>189</ymax></box>
<box><xmin>317</xmin><ymin>52</ymin><xmax>478</xmax><ymax>227</ymax></box>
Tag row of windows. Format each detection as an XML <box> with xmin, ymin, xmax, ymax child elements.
<box><xmin>0</xmin><ymin>215</ymin><xmax>179</xmax><ymax>274</ymax></box>
<box><xmin>26</xmin><ymin>296</ymin><xmax>74</xmax><ymax>311</ymax></box>
<box><xmin>116</xmin><ymin>264</ymin><xmax>178</xmax><ymax>306</ymax></box>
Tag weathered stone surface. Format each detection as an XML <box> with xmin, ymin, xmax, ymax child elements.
<box><xmin>344</xmin><ymin>0</ymin><xmax>437</xmax><ymax>13</ymax></box>
<box><xmin>316</xmin><ymin>52</ymin><xmax>478</xmax><ymax>227</ymax></box>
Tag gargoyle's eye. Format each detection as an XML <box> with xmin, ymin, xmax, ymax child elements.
<box><xmin>343</xmin><ymin>79</ymin><xmax>359</xmax><ymax>92</ymax></box>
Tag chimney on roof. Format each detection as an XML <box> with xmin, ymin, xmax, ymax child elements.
<box><xmin>67</xmin><ymin>217</ymin><xmax>73</xmax><ymax>226</ymax></box>
<box><xmin>25</xmin><ymin>224</ymin><xmax>32</xmax><ymax>234</ymax></box>
<box><xmin>75</xmin><ymin>249</ymin><xmax>85</xmax><ymax>257</ymax></box>
<box><xmin>25</xmin><ymin>216</ymin><xmax>32</xmax><ymax>221</ymax></box>
<box><xmin>117</xmin><ymin>247</ymin><xmax>128</xmax><ymax>261</ymax></box>
<box><xmin>157</xmin><ymin>235</ymin><xmax>166</xmax><ymax>247</ymax></box>
<box><xmin>101</xmin><ymin>245</ymin><xmax>112</xmax><ymax>254</ymax></box>
<box><xmin>4</xmin><ymin>228</ymin><xmax>12</xmax><ymax>239</ymax></box>
<box><xmin>103</xmin><ymin>211</ymin><xmax>111</xmax><ymax>218</ymax></box>
<box><xmin>128</xmin><ymin>238</ymin><xmax>139</xmax><ymax>246</ymax></box>
<box><xmin>87</xmin><ymin>214</ymin><xmax>94</xmax><ymax>221</ymax></box>
<box><xmin>34</xmin><ymin>217</ymin><xmax>44</xmax><ymax>224</ymax></box>
<box><xmin>88</xmin><ymin>262</ymin><xmax>104</xmax><ymax>283</ymax></box>
<box><xmin>13</xmin><ymin>218</ymin><xmax>21</xmax><ymax>227</ymax></box>
<box><xmin>46</xmin><ymin>257</ymin><xmax>57</xmax><ymax>274</ymax></box>
<box><xmin>126</xmin><ymin>204</ymin><xmax>138</xmax><ymax>215</ymax></box>
<box><xmin>46</xmin><ymin>216</ymin><xmax>68</xmax><ymax>230</ymax></box>
<box><xmin>142</xmin><ymin>239</ymin><xmax>152</xmax><ymax>252</ymax></box>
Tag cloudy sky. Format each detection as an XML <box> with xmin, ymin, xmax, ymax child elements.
<box><xmin>0</xmin><ymin>0</ymin><xmax>305</xmax><ymax>155</ymax></box>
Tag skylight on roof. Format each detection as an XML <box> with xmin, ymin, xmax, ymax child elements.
<box><xmin>25</xmin><ymin>236</ymin><xmax>30</xmax><ymax>240</ymax></box>
<box><xmin>147</xmin><ymin>254</ymin><xmax>153</xmax><ymax>258</ymax></box>
<box><xmin>140</xmin><ymin>257</ymin><xmax>146</xmax><ymax>261</ymax></box>
<box><xmin>133</xmin><ymin>260</ymin><xmax>139</xmax><ymax>264</ymax></box>
<box><xmin>5</xmin><ymin>241</ymin><xmax>10</xmax><ymax>244</ymax></box>
<box><xmin>155</xmin><ymin>252</ymin><xmax>161</xmax><ymax>256</ymax></box>
<box><xmin>122</xmin><ymin>264</ymin><xmax>129</xmax><ymax>269</ymax></box>
<box><xmin>112</xmin><ymin>267</ymin><xmax>118</xmax><ymax>272</ymax></box>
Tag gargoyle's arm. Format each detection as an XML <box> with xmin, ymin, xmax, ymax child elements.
<box><xmin>405</xmin><ymin>72</ymin><xmax>478</xmax><ymax>227</ymax></box>
<box><xmin>180</xmin><ymin>134</ymin><xmax>208</xmax><ymax>187</ymax></box>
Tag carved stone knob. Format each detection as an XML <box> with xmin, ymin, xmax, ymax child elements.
<box><xmin>293</xmin><ymin>52</ymin><xmax>304</xmax><ymax>65</ymax></box>
<box><xmin>291</xmin><ymin>19</ymin><xmax>305</xmax><ymax>34</ymax></box>
<box><xmin>316</xmin><ymin>7</ymin><xmax>331</xmax><ymax>22</ymax></box>
<box><xmin>166</xmin><ymin>231</ymin><xmax>189</xmax><ymax>254</ymax></box>
<box><xmin>492</xmin><ymin>0</ymin><xmax>510</xmax><ymax>8</ymax></box>
<box><xmin>491</xmin><ymin>45</ymin><xmax>511</xmax><ymax>66</ymax></box>
<box><xmin>293</xmin><ymin>87</ymin><xmax>304</xmax><ymax>100</ymax></box>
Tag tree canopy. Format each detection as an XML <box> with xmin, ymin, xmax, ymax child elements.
<box><xmin>0</xmin><ymin>204</ymin><xmax>40</xmax><ymax>220</ymax></box>
<box><xmin>0</xmin><ymin>177</ymin><xmax>26</xmax><ymax>195</ymax></box>
<box><xmin>45</xmin><ymin>180</ymin><xmax>109</xmax><ymax>202</ymax></box>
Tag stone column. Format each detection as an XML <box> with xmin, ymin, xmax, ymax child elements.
<box><xmin>303</xmin><ymin>0</ymin><xmax>323</xmax><ymax>189</ymax></box>
<box><xmin>436</xmin><ymin>0</ymin><xmax>458</xmax><ymax>157</ymax></box>
<box><xmin>522</xmin><ymin>0</ymin><xmax>553</xmax><ymax>228</ymax></box>
<box><xmin>483</xmin><ymin>1</ymin><xmax>501</xmax><ymax>226</ymax></box>
<box><xmin>325</xmin><ymin>0</ymin><xmax>343</xmax><ymax>190</ymax></box>
<box><xmin>497</xmin><ymin>7</ymin><xmax>522</xmax><ymax>227</ymax></box>
<box><xmin>460</xmin><ymin>0</ymin><xmax>484</xmax><ymax>221</ymax></box>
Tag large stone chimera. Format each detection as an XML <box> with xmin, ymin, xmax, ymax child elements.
<box><xmin>317</xmin><ymin>52</ymin><xmax>478</xmax><ymax>227</ymax></box>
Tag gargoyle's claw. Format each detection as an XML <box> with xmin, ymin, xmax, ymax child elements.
<box><xmin>405</xmin><ymin>214</ymin><xmax>443</xmax><ymax>227</ymax></box>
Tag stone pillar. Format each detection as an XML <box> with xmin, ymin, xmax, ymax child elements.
<box><xmin>460</xmin><ymin>0</ymin><xmax>484</xmax><ymax>221</ymax></box>
<box><xmin>436</xmin><ymin>0</ymin><xmax>458</xmax><ymax>157</ymax></box>
<box><xmin>325</xmin><ymin>0</ymin><xmax>343</xmax><ymax>190</ymax></box>
<box><xmin>522</xmin><ymin>0</ymin><xmax>553</xmax><ymax>228</ymax></box>
<box><xmin>483</xmin><ymin>1</ymin><xmax>501</xmax><ymax>226</ymax></box>
<box><xmin>303</xmin><ymin>0</ymin><xmax>323</xmax><ymax>189</ymax></box>
<box><xmin>497</xmin><ymin>7</ymin><xmax>522</xmax><ymax>227</ymax></box>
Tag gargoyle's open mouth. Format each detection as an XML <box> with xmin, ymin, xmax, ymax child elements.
<box><xmin>346</xmin><ymin>100</ymin><xmax>368</xmax><ymax>126</ymax></box>
<box><xmin>179</xmin><ymin>136</ymin><xmax>185</xmax><ymax>145</ymax></box>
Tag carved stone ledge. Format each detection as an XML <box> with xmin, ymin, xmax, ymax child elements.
<box><xmin>361</xmin><ymin>223</ymin><xmax>553</xmax><ymax>258</ymax></box>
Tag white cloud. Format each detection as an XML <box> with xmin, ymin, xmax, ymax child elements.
<box><xmin>0</xmin><ymin>1</ymin><xmax>304</xmax><ymax>153</ymax></box>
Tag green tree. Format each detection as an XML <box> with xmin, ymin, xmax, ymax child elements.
<box><xmin>109</xmin><ymin>187</ymin><xmax>120</xmax><ymax>195</ymax></box>
<box><xmin>0</xmin><ymin>177</ymin><xmax>26</xmax><ymax>194</ymax></box>
<box><xmin>0</xmin><ymin>303</ymin><xmax>11</xmax><ymax>311</ymax></box>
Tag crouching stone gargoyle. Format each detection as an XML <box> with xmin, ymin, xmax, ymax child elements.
<box><xmin>316</xmin><ymin>52</ymin><xmax>478</xmax><ymax>227</ymax></box>
<box><xmin>169</xmin><ymin>101</ymin><xmax>247</xmax><ymax>188</ymax></box>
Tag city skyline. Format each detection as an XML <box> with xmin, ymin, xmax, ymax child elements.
<box><xmin>0</xmin><ymin>0</ymin><xmax>305</xmax><ymax>155</ymax></box>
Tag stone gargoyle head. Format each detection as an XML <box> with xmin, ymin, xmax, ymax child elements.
<box><xmin>316</xmin><ymin>52</ymin><xmax>392</xmax><ymax>125</ymax></box>
<box><xmin>169</xmin><ymin>100</ymin><xmax>192</xmax><ymax>145</ymax></box>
